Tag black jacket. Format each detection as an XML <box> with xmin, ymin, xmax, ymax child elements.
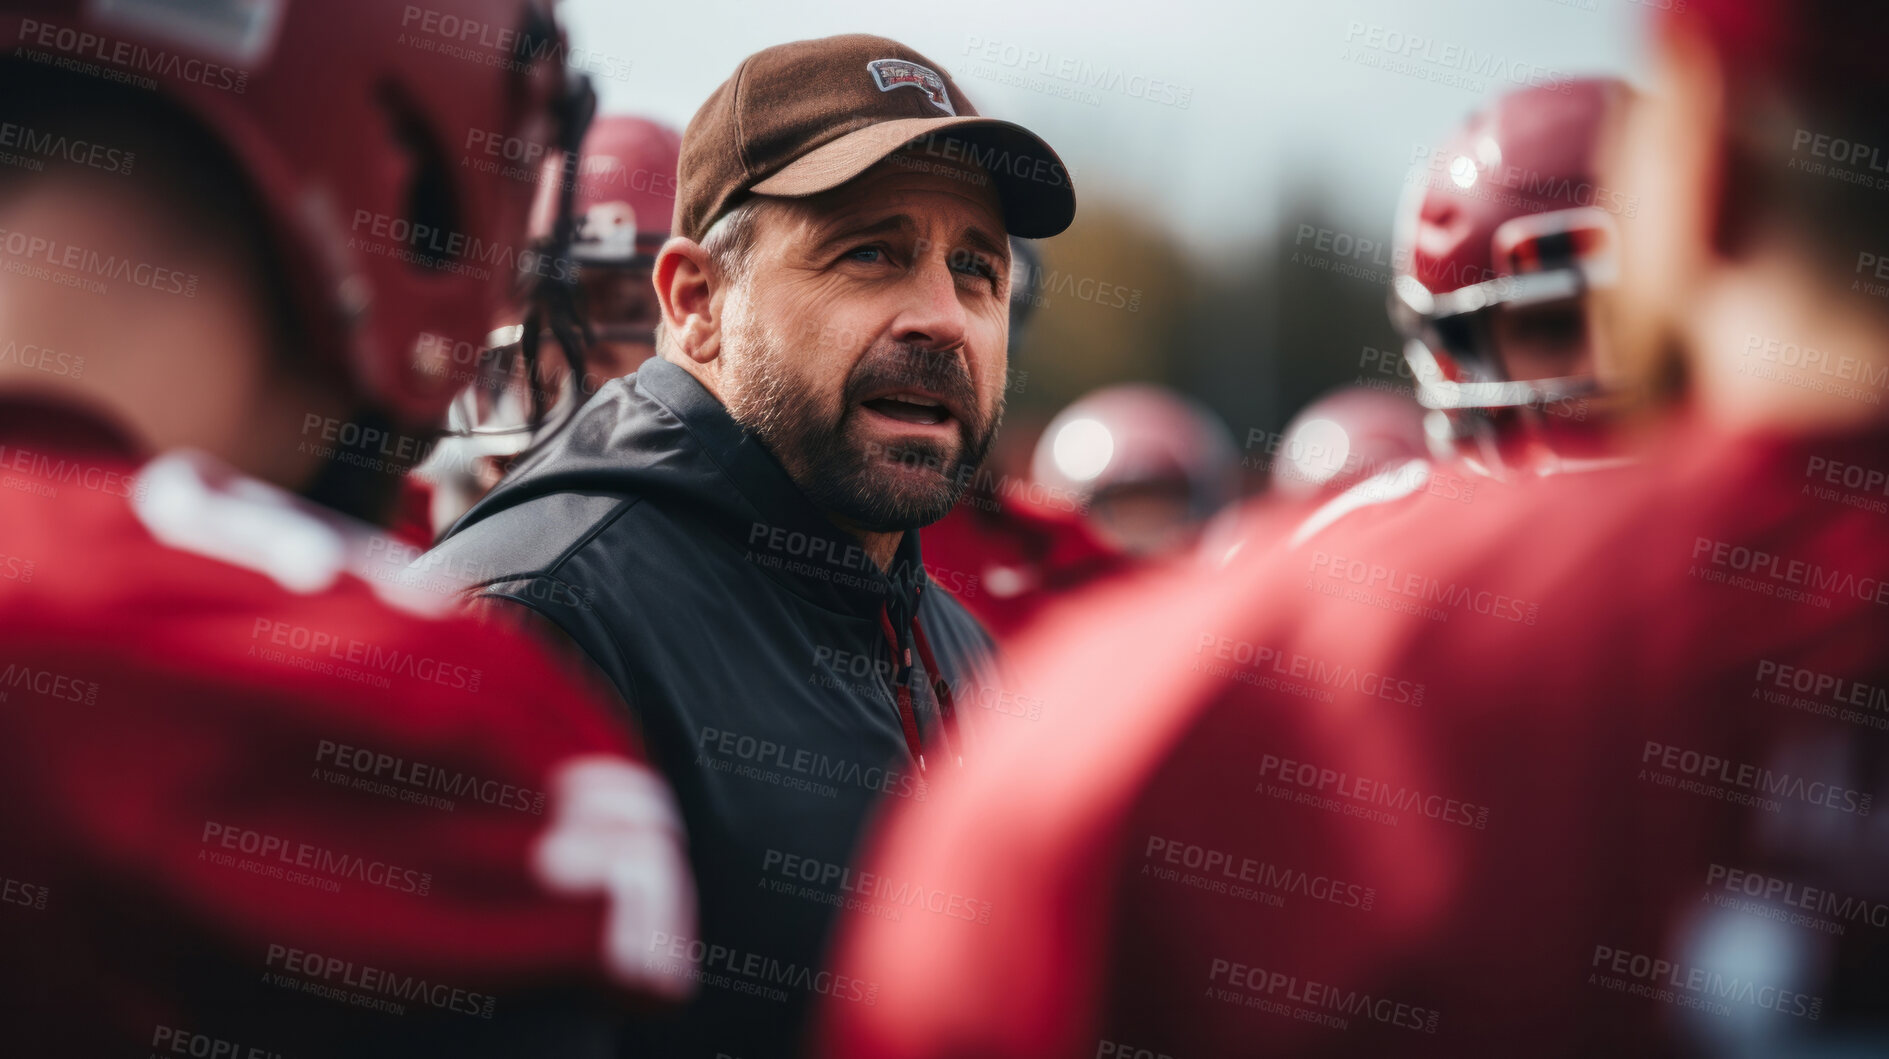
<box><xmin>423</xmin><ymin>357</ymin><xmax>991</xmax><ymax>1059</ymax></box>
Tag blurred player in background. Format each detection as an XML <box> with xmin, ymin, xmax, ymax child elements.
<box><xmin>1389</xmin><ymin>76</ymin><xmax>1637</xmax><ymax>481</ymax></box>
<box><xmin>565</xmin><ymin>114</ymin><xmax>682</xmax><ymax>383</ymax></box>
<box><xmin>1199</xmin><ymin>384</ymin><xmax>1429</xmax><ymax>567</ymax></box>
<box><xmin>408</xmin><ymin>113</ymin><xmax>683</xmax><ymax>540</ymax></box>
<box><xmin>1261</xmin><ymin>385</ymin><xmax>1429</xmax><ymax>504</ymax></box>
<box><xmin>822</xmin><ymin>2</ymin><xmax>1889</xmax><ymax>1056</ymax></box>
<box><xmin>1031</xmin><ymin>385</ymin><xmax>1241</xmax><ymax>559</ymax></box>
<box><xmin>0</xmin><ymin>2</ymin><xmax>693</xmax><ymax>1054</ymax></box>
<box><xmin>924</xmin><ymin>301</ymin><xmax>1242</xmax><ymax>641</ymax></box>
<box><xmin>1227</xmin><ymin>77</ymin><xmax>1639</xmax><ymax>558</ymax></box>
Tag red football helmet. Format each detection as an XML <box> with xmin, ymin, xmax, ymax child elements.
<box><xmin>449</xmin><ymin>114</ymin><xmax>680</xmax><ymax>450</ymax></box>
<box><xmin>422</xmin><ymin>115</ymin><xmax>681</xmax><ymax>527</ymax></box>
<box><xmin>1389</xmin><ymin>77</ymin><xmax>1633</xmax><ymax>476</ymax></box>
<box><xmin>566</xmin><ymin>115</ymin><xmax>678</xmax><ymax>381</ymax></box>
<box><xmin>1030</xmin><ymin>385</ymin><xmax>1240</xmax><ymax>558</ymax></box>
<box><xmin>1</xmin><ymin>0</ymin><xmax>590</xmax><ymax>428</ymax></box>
<box><xmin>568</xmin><ymin>114</ymin><xmax>682</xmax><ymax>267</ymax></box>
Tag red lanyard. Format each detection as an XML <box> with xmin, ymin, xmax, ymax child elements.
<box><xmin>877</xmin><ymin>586</ymin><xmax>963</xmax><ymax>772</ymax></box>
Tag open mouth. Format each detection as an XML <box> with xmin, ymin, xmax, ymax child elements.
<box><xmin>860</xmin><ymin>392</ymin><xmax>953</xmax><ymax>427</ymax></box>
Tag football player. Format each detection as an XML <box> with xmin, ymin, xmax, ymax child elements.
<box><xmin>406</xmin><ymin>113</ymin><xmax>683</xmax><ymax>540</ymax></box>
<box><xmin>1220</xmin><ymin>79</ymin><xmax>1638</xmax><ymax>562</ymax></box>
<box><xmin>924</xmin><ymin>382</ymin><xmax>1240</xmax><ymax>643</ymax></box>
<box><xmin>0</xmin><ymin>2</ymin><xmax>693</xmax><ymax>1054</ymax></box>
<box><xmin>820</xmin><ymin>2</ymin><xmax>1889</xmax><ymax>1056</ymax></box>
<box><xmin>1390</xmin><ymin>77</ymin><xmax>1638</xmax><ymax>481</ymax></box>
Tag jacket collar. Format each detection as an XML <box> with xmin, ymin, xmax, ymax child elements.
<box><xmin>637</xmin><ymin>358</ymin><xmax>930</xmax><ymax>622</ymax></box>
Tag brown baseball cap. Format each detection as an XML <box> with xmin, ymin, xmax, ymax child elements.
<box><xmin>674</xmin><ymin>34</ymin><xmax>1077</xmax><ymax>243</ymax></box>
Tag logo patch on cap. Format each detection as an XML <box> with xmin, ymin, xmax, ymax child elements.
<box><xmin>866</xmin><ymin>58</ymin><xmax>954</xmax><ymax>116</ymax></box>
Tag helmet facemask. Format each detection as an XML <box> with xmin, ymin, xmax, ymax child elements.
<box><xmin>445</xmin><ymin>70</ymin><xmax>598</xmax><ymax>450</ymax></box>
<box><xmin>1391</xmin><ymin>206</ymin><xmax>1621</xmax><ymax>477</ymax></box>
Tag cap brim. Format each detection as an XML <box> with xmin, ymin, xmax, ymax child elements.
<box><xmin>749</xmin><ymin>116</ymin><xmax>1075</xmax><ymax>239</ymax></box>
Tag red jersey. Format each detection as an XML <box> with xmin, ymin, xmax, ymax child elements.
<box><xmin>389</xmin><ymin>474</ymin><xmax>439</xmax><ymax>550</ymax></box>
<box><xmin>821</xmin><ymin>415</ymin><xmax>1889</xmax><ymax>1058</ymax></box>
<box><xmin>0</xmin><ymin>399</ymin><xmax>694</xmax><ymax>1056</ymax></box>
<box><xmin>921</xmin><ymin>493</ymin><xmax>1131</xmax><ymax>644</ymax></box>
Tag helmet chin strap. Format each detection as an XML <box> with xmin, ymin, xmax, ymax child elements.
<box><xmin>518</xmin><ymin>68</ymin><xmax>598</xmax><ymax>435</ymax></box>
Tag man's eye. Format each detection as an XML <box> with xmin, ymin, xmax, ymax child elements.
<box><xmin>952</xmin><ymin>257</ymin><xmax>1001</xmax><ymax>289</ymax></box>
<box><xmin>846</xmin><ymin>245</ymin><xmax>886</xmax><ymax>264</ymax></box>
<box><xmin>946</xmin><ymin>249</ymin><xmax>998</xmax><ymax>284</ymax></box>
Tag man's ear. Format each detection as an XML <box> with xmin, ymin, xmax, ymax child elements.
<box><xmin>654</xmin><ymin>236</ymin><xmax>721</xmax><ymax>364</ymax></box>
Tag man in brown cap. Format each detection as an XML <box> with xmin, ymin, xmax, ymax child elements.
<box><xmin>659</xmin><ymin>34</ymin><xmax>1074</xmax><ymax>555</ymax></box>
<box><xmin>423</xmin><ymin>33</ymin><xmax>1074</xmax><ymax>1059</ymax></box>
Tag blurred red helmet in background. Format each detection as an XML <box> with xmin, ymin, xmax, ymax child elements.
<box><xmin>569</xmin><ymin>114</ymin><xmax>682</xmax><ymax>266</ymax></box>
<box><xmin>1269</xmin><ymin>386</ymin><xmax>1429</xmax><ymax>503</ymax></box>
<box><xmin>1031</xmin><ymin>384</ymin><xmax>1239</xmax><ymax>557</ymax></box>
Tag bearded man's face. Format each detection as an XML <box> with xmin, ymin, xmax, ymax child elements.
<box><xmin>715</xmin><ymin>158</ymin><xmax>1012</xmax><ymax>532</ymax></box>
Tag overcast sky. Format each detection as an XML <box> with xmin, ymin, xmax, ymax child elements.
<box><xmin>563</xmin><ymin>0</ymin><xmax>1647</xmax><ymax>256</ymax></box>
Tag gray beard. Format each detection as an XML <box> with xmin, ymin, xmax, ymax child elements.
<box><xmin>719</xmin><ymin>316</ymin><xmax>1001</xmax><ymax>533</ymax></box>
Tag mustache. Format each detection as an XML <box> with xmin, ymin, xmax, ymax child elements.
<box><xmin>841</xmin><ymin>344</ymin><xmax>980</xmax><ymax>422</ymax></box>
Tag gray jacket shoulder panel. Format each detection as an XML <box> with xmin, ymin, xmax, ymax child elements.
<box><xmin>425</xmin><ymin>490</ymin><xmax>637</xmax><ymax>590</ymax></box>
